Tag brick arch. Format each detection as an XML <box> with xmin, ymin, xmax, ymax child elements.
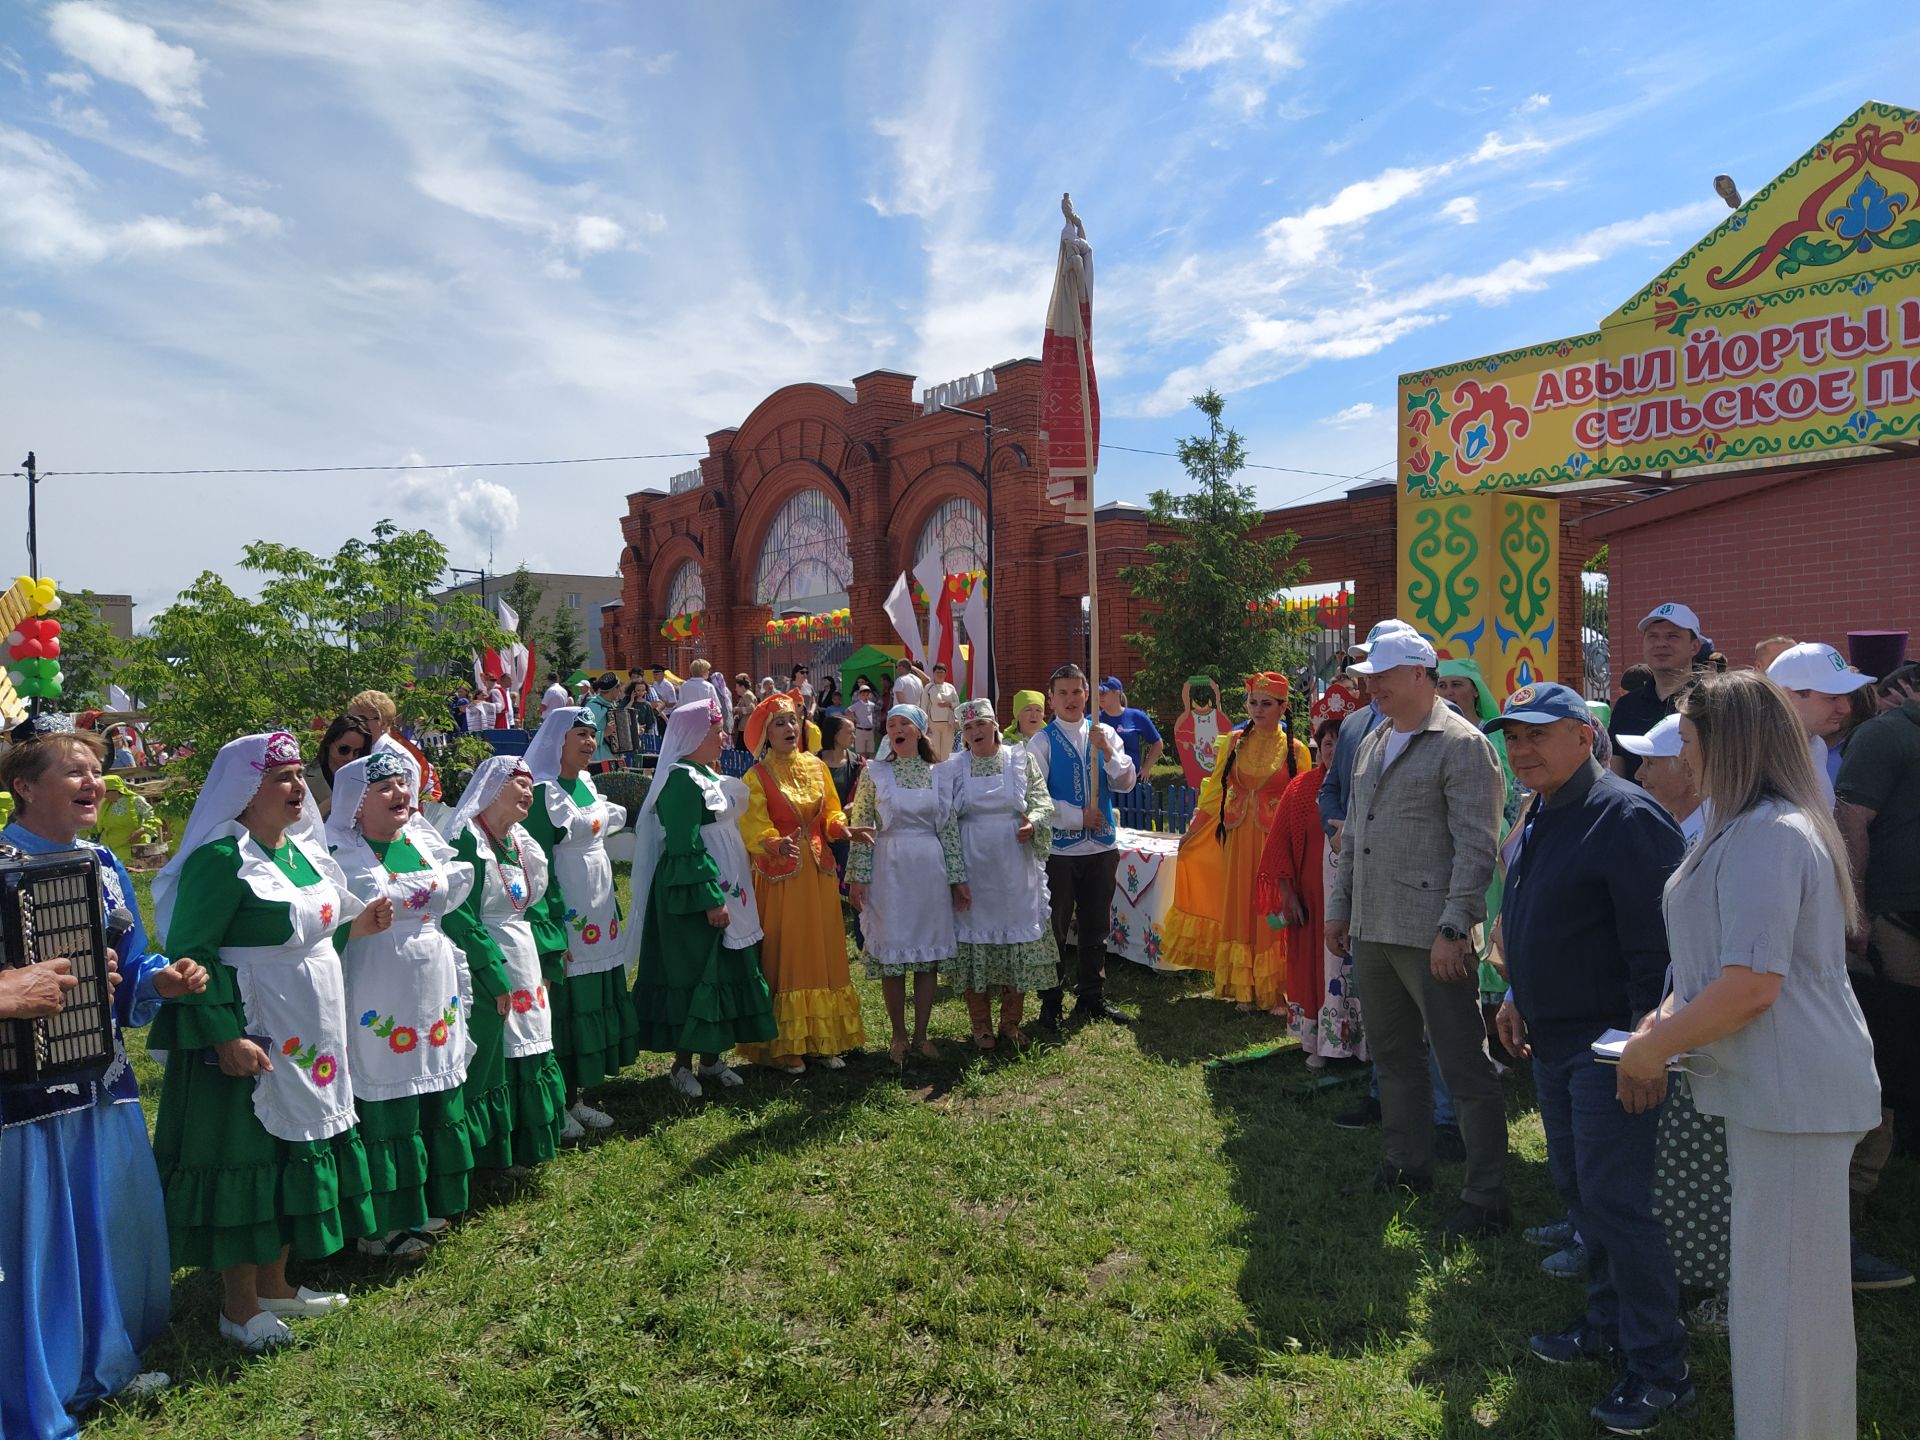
<box><xmin>728</xmin><ymin>385</ymin><xmax>860</xmax><ymax>512</ymax></box>
<box><xmin>646</xmin><ymin>533</ymin><xmax>707</xmax><ymax>613</ymax></box>
<box><xmin>885</xmin><ymin>461</ymin><xmax>987</xmax><ymax>574</ymax></box>
<box><xmin>731</xmin><ymin>463</ymin><xmax>856</xmax><ymax>605</ymax></box>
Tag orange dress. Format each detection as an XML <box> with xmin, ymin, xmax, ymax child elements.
<box><xmin>734</xmin><ymin>750</ymin><xmax>867</xmax><ymax>1063</ymax></box>
<box><xmin>1160</xmin><ymin>726</ymin><xmax>1309</xmax><ymax>1008</ymax></box>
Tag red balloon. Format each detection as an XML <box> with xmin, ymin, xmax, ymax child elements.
<box><xmin>43</xmin><ymin>639</ymin><xmax>59</xmax><ymax>659</ymax></box>
<box><xmin>18</xmin><ymin>639</ymin><xmax>44</xmax><ymax>660</ymax></box>
<box><xmin>40</xmin><ymin>619</ymin><xmax>59</xmax><ymax>640</ymax></box>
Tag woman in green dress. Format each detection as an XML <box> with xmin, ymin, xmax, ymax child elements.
<box><xmin>326</xmin><ymin>752</ymin><xmax>479</xmax><ymax>1258</ymax></box>
<box><xmin>522</xmin><ymin>706</ymin><xmax>640</xmax><ymax>1137</ymax></box>
<box><xmin>440</xmin><ymin>755</ymin><xmax>569</xmax><ymax>1169</ymax></box>
<box><xmin>630</xmin><ymin>697</ymin><xmax>777</xmax><ymax>1097</ymax></box>
<box><xmin>150</xmin><ymin>732</ymin><xmax>396</xmax><ymax>1352</ymax></box>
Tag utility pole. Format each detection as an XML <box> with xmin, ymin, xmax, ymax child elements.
<box><xmin>21</xmin><ymin>450</ymin><xmax>39</xmax><ymax>579</ymax></box>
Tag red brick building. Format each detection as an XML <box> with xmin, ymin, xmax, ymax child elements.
<box><xmin>1586</xmin><ymin>451</ymin><xmax>1920</xmax><ymax>681</ymax></box>
<box><xmin>601</xmin><ymin>357</ymin><xmax>1606</xmax><ymax>704</ymax></box>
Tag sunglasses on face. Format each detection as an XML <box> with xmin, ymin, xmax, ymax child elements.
<box><xmin>333</xmin><ymin>741</ymin><xmax>368</xmax><ymax>758</ymax></box>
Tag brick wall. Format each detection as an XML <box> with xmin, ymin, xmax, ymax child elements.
<box><xmin>1589</xmin><ymin>455</ymin><xmax>1920</xmax><ymax>686</ymax></box>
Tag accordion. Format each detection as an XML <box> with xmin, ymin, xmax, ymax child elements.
<box><xmin>0</xmin><ymin>844</ymin><xmax>114</xmax><ymax>1087</ymax></box>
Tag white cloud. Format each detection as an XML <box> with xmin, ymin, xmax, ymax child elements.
<box><xmin>1470</xmin><ymin>130</ymin><xmax>1552</xmax><ymax>163</ymax></box>
<box><xmin>1440</xmin><ymin>195</ymin><xmax>1478</xmax><ymax>224</ymax></box>
<box><xmin>1322</xmin><ymin>401</ymin><xmax>1375</xmax><ymax>425</ymax></box>
<box><xmin>1521</xmin><ymin>92</ymin><xmax>1551</xmax><ymax>112</ymax></box>
<box><xmin>1133</xmin><ymin>199</ymin><xmax>1723</xmax><ymax>415</ymax></box>
<box><xmin>1145</xmin><ymin>0</ymin><xmax>1304</xmax><ymax>118</ymax></box>
<box><xmin>394</xmin><ymin>455</ymin><xmax>522</xmax><ymax>553</ymax></box>
<box><xmin>47</xmin><ymin>70</ymin><xmax>94</xmax><ymax>93</ymax></box>
<box><xmin>639</xmin><ymin>52</ymin><xmax>676</xmax><ymax>77</ymax></box>
<box><xmin>864</xmin><ymin>50</ymin><xmax>988</xmax><ymax>220</ymax></box>
<box><xmin>1265</xmin><ymin>165</ymin><xmax>1437</xmax><ymax>264</ymax></box>
<box><xmin>571</xmin><ymin>214</ymin><xmax>624</xmax><ymax>254</ymax></box>
<box><xmin>47</xmin><ymin>2</ymin><xmax>206</xmax><ymax>140</ymax></box>
<box><xmin>0</xmin><ymin>128</ymin><xmax>281</xmax><ymax>264</ymax></box>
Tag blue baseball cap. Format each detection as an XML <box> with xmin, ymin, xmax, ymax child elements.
<box><xmin>1483</xmin><ymin>681</ymin><xmax>1596</xmax><ymax>732</ymax></box>
<box><xmin>1099</xmin><ymin>675</ymin><xmax>1125</xmax><ymax>693</ymax></box>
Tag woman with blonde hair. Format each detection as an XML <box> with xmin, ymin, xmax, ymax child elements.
<box><xmin>1617</xmin><ymin>670</ymin><xmax>1879</xmax><ymax>1440</ymax></box>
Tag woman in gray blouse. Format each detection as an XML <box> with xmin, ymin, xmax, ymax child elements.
<box><xmin>1618</xmin><ymin>671</ymin><xmax>1879</xmax><ymax>1440</ymax></box>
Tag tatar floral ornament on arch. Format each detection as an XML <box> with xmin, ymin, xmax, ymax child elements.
<box><xmin>1447</xmin><ymin>380</ymin><xmax>1531</xmax><ymax>479</ymax></box>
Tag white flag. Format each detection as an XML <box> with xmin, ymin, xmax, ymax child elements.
<box><xmin>495</xmin><ymin>595</ymin><xmax>520</xmax><ymax>636</ymax></box>
<box><xmin>107</xmin><ymin>682</ymin><xmax>135</xmax><ymax>712</ymax></box>
<box><xmin>883</xmin><ymin>573</ymin><xmax>926</xmax><ymax>664</ymax></box>
<box><xmin>960</xmin><ymin>581</ymin><xmax>990</xmax><ymax>702</ymax></box>
<box><xmin>913</xmin><ymin>548</ymin><xmax>947</xmax><ymax>677</ymax></box>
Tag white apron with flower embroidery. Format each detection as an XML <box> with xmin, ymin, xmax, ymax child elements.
<box><xmin>215</xmin><ymin>823</ymin><xmax>366</xmax><ymax>1144</ymax></box>
<box><xmin>467</xmin><ymin>819</ymin><xmax>557</xmax><ymax>1059</ymax></box>
<box><xmin>678</xmin><ymin>765</ymin><xmax>762</xmax><ymax>951</ymax></box>
<box><xmin>332</xmin><ymin>833</ymin><xmax>478</xmax><ymax>1102</ymax></box>
<box><xmin>538</xmin><ymin>777</ymin><xmax>638</xmax><ymax>977</ymax></box>
<box><xmin>864</xmin><ymin>761</ymin><xmax>957</xmax><ymax>966</ymax></box>
<box><xmin>951</xmin><ymin>746</ymin><xmax>1049</xmax><ymax>946</ymax></box>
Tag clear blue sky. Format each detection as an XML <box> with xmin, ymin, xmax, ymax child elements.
<box><xmin>1</xmin><ymin>0</ymin><xmax>1912</xmax><ymax>613</ymax></box>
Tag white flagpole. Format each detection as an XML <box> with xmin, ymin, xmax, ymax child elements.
<box><xmin>1076</xmin><ymin>308</ymin><xmax>1103</xmax><ymax>836</ymax></box>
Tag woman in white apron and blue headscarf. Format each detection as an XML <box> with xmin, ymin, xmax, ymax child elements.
<box><xmin>440</xmin><ymin>755</ymin><xmax>568</xmax><ymax>1167</ymax></box>
<box><xmin>326</xmin><ymin>751</ymin><xmax>478</xmax><ymax>1259</ymax></box>
<box><xmin>521</xmin><ymin>706</ymin><xmax>641</xmax><ymax>1133</ymax></box>
<box><xmin>150</xmin><ymin>731</ymin><xmax>397</xmax><ymax>1353</ymax></box>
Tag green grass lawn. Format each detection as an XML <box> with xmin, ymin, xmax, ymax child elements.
<box><xmin>84</xmin><ymin>872</ymin><xmax>1920</xmax><ymax>1439</ymax></box>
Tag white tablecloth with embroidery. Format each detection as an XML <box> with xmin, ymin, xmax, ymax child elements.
<box><xmin>1106</xmin><ymin>827</ymin><xmax>1182</xmax><ymax>969</ymax></box>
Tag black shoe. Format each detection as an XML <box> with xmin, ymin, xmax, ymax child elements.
<box><xmin>1332</xmin><ymin>1096</ymin><xmax>1382</xmax><ymax>1130</ymax></box>
<box><xmin>1036</xmin><ymin>992</ymin><xmax>1063</xmax><ymax>1035</ymax></box>
<box><xmin>1591</xmin><ymin>1369</ymin><xmax>1696</xmax><ymax>1435</ymax></box>
<box><xmin>1527</xmin><ymin>1320</ymin><xmax>1618</xmax><ymax>1366</ymax></box>
<box><xmin>1523</xmin><ymin>1216</ymin><xmax>1576</xmax><ymax>1250</ymax></box>
<box><xmin>1072</xmin><ymin>997</ymin><xmax>1133</xmax><ymax>1025</ymax></box>
<box><xmin>1851</xmin><ymin>1237</ymin><xmax>1915</xmax><ymax>1290</ymax></box>
<box><xmin>1338</xmin><ymin>1165</ymin><xmax>1433</xmax><ymax>1199</ymax></box>
<box><xmin>1433</xmin><ymin>1123</ymin><xmax>1467</xmax><ymax>1163</ymax></box>
<box><xmin>1443</xmin><ymin>1199</ymin><xmax>1513</xmax><ymax>1238</ymax></box>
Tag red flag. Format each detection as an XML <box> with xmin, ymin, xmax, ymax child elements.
<box><xmin>1040</xmin><ymin>193</ymin><xmax>1098</xmax><ymax>520</ymax></box>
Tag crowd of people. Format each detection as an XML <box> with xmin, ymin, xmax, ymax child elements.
<box><xmin>2</xmin><ymin>603</ymin><xmax>1914</xmax><ymax>1436</ymax></box>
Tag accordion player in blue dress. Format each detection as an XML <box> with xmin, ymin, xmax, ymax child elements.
<box><xmin>0</xmin><ymin>719</ymin><xmax>206</xmax><ymax>1438</ymax></box>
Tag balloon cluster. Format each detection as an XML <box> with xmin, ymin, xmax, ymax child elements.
<box><xmin>763</xmin><ymin>608</ymin><xmax>852</xmax><ymax>641</ymax></box>
<box><xmin>658</xmin><ymin>610</ymin><xmax>704</xmax><ymax>641</ymax></box>
<box><xmin>6</xmin><ymin>576</ymin><xmax>64</xmax><ymax>700</ymax></box>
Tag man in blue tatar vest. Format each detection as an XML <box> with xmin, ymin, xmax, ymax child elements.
<box><xmin>1025</xmin><ymin>663</ymin><xmax>1139</xmax><ymax>1030</ymax></box>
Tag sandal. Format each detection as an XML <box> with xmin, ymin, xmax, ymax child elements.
<box><xmin>971</xmin><ymin>1028</ymin><xmax>996</xmax><ymax>1050</ymax></box>
<box><xmin>888</xmin><ymin>1038</ymin><xmax>909</xmax><ymax>1068</ymax></box>
<box><xmin>356</xmin><ymin>1230</ymin><xmax>430</xmax><ymax>1261</ymax></box>
<box><xmin>998</xmin><ymin>1026</ymin><xmax>1028</xmax><ymax>1046</ymax></box>
<box><xmin>915</xmin><ymin>1038</ymin><xmax>940</xmax><ymax>1061</ymax></box>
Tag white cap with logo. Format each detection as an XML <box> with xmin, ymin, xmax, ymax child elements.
<box><xmin>1349</xmin><ymin>629</ymin><xmax>1438</xmax><ymax>675</ymax></box>
<box><xmin>1767</xmin><ymin>642</ymin><xmax>1875</xmax><ymax>695</ymax></box>
<box><xmin>1617</xmin><ymin>713</ymin><xmax>1684</xmax><ymax>758</ymax></box>
<box><xmin>1639</xmin><ymin>602</ymin><xmax>1702</xmax><ymax>636</ymax></box>
<box><xmin>1350</xmin><ymin>618</ymin><xmax>1419</xmax><ymax>658</ymax></box>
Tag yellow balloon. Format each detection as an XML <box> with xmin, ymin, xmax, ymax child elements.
<box><xmin>38</xmin><ymin>577</ymin><xmax>56</xmax><ymax>595</ymax></box>
<box><xmin>13</xmin><ymin>575</ymin><xmax>31</xmax><ymax>594</ymax></box>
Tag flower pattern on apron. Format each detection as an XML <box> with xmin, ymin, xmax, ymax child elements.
<box><xmin>543</xmin><ymin>779</ymin><xmax>639</xmax><ymax>977</ymax></box>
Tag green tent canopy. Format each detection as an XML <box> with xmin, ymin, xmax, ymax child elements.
<box><xmin>835</xmin><ymin>643</ymin><xmax>906</xmax><ymax>694</ymax></box>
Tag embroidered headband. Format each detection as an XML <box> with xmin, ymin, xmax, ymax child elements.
<box><xmin>364</xmin><ymin>750</ymin><xmax>409</xmax><ymax>783</ymax></box>
<box><xmin>958</xmin><ymin>698</ymin><xmax>997</xmax><ymax>726</ymax></box>
<box><xmin>254</xmin><ymin>731</ymin><xmax>303</xmax><ymax>770</ymax></box>
<box><xmin>1246</xmin><ymin>672</ymin><xmax>1291</xmax><ymax>702</ymax></box>
<box><xmin>887</xmin><ymin>704</ymin><xmax>928</xmax><ymax>732</ymax></box>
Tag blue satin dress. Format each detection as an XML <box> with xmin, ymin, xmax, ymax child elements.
<box><xmin>0</xmin><ymin>823</ymin><xmax>172</xmax><ymax>1440</ymax></box>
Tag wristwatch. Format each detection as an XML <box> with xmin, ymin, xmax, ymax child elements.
<box><xmin>1438</xmin><ymin>924</ymin><xmax>1465</xmax><ymax>943</ymax></box>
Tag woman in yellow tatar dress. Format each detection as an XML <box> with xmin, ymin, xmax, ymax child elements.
<box><xmin>735</xmin><ymin>691</ymin><xmax>867</xmax><ymax>1073</ymax></box>
<box><xmin>1161</xmin><ymin>672</ymin><xmax>1310</xmax><ymax>1011</ymax></box>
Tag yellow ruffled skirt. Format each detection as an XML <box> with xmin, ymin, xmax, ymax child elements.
<box><xmin>736</xmin><ymin>856</ymin><xmax>867</xmax><ymax>1063</ymax></box>
<box><xmin>1160</xmin><ymin>821</ymin><xmax>1286</xmax><ymax>1010</ymax></box>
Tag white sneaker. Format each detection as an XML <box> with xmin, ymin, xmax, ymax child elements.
<box><xmin>668</xmin><ymin>1066</ymin><xmax>704</xmax><ymax>1098</ymax></box>
<box><xmin>219</xmin><ymin>1310</ymin><xmax>292</xmax><ymax>1352</ymax></box>
<box><xmin>117</xmin><ymin>1371</ymin><xmax>171</xmax><ymax>1400</ymax></box>
<box><xmin>818</xmin><ymin>1054</ymin><xmax>847</xmax><ymax>1070</ymax></box>
<box><xmin>569</xmin><ymin>1100</ymin><xmax>615</xmax><ymax>1130</ymax></box>
<box><xmin>560</xmin><ymin>1110</ymin><xmax>586</xmax><ymax>1142</ymax></box>
<box><xmin>258</xmin><ymin>1285</ymin><xmax>349</xmax><ymax>1317</ymax></box>
<box><xmin>698</xmin><ymin>1059</ymin><xmax>745</xmax><ymax>1087</ymax></box>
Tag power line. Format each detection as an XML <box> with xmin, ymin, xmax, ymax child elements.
<box><xmin>20</xmin><ymin>450</ymin><xmax>708</xmax><ymax>479</ymax></box>
<box><xmin>1102</xmin><ymin>442</ymin><xmax>1392</xmax><ymax>483</ymax></box>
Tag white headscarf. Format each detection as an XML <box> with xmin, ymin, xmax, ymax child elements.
<box><xmin>439</xmin><ymin>754</ymin><xmax>532</xmax><ymax>842</ymax></box>
<box><xmin>154</xmin><ymin>730</ymin><xmax>341</xmax><ymax>937</ymax></box>
<box><xmin>323</xmin><ymin>751</ymin><xmax>411</xmax><ymax>850</ymax></box>
<box><xmin>524</xmin><ymin>705</ymin><xmax>595</xmax><ymax>784</ymax></box>
<box><xmin>629</xmin><ymin>697</ymin><xmax>725</xmax><ymax>934</ymax></box>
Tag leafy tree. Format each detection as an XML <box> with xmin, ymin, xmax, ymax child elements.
<box><xmin>500</xmin><ymin>565</ymin><xmax>543</xmax><ymax>641</ymax></box>
<box><xmin>120</xmin><ymin>522</ymin><xmax>504</xmax><ymax>783</ymax></box>
<box><xmin>1119</xmin><ymin>388</ymin><xmax>1312</xmax><ymax>723</ymax></box>
<box><xmin>541</xmin><ymin>600</ymin><xmax>587</xmax><ymax>679</ymax></box>
<box><xmin>50</xmin><ymin>589</ymin><xmax>125</xmax><ymax>709</ymax></box>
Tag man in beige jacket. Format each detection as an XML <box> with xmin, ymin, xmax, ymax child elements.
<box><xmin>1327</xmin><ymin>627</ymin><xmax>1510</xmax><ymax>1236</ymax></box>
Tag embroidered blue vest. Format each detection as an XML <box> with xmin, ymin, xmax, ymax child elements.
<box><xmin>1043</xmin><ymin>720</ymin><xmax>1115</xmax><ymax>848</ymax></box>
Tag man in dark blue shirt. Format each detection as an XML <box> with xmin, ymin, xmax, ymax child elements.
<box><xmin>1488</xmin><ymin>683</ymin><xmax>1692</xmax><ymax>1435</ymax></box>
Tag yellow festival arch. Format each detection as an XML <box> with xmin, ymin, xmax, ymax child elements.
<box><xmin>1398</xmin><ymin>99</ymin><xmax>1920</xmax><ymax>691</ymax></box>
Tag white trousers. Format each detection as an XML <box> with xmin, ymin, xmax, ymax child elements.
<box><xmin>1725</xmin><ymin>1121</ymin><xmax>1863</xmax><ymax>1440</ymax></box>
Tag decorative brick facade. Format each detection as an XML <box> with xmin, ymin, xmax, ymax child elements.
<box><xmin>602</xmin><ymin>362</ymin><xmax>1603</xmax><ymax>705</ymax></box>
<box><xmin>1586</xmin><ymin>453</ymin><xmax>1920</xmax><ymax>684</ymax></box>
